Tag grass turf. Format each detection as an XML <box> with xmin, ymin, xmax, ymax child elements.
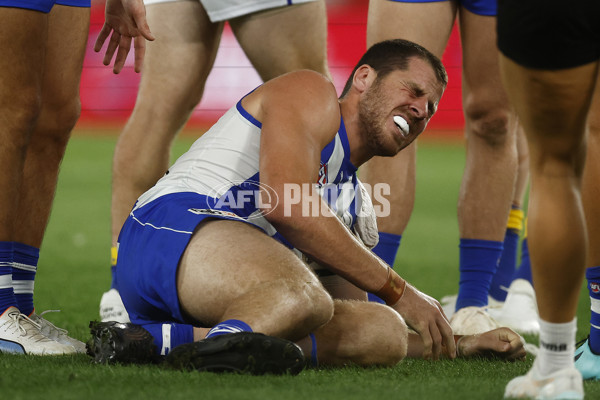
<box><xmin>6</xmin><ymin>132</ymin><xmax>599</xmax><ymax>399</ymax></box>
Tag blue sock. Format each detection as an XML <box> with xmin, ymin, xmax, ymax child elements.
<box><xmin>371</xmin><ymin>232</ymin><xmax>402</xmax><ymax>266</ymax></box>
<box><xmin>368</xmin><ymin>232</ymin><xmax>401</xmax><ymax>304</ymax></box>
<box><xmin>513</xmin><ymin>238</ymin><xmax>533</xmax><ymax>283</ymax></box>
<box><xmin>12</xmin><ymin>242</ymin><xmax>39</xmax><ymax>316</ymax></box>
<box><xmin>0</xmin><ymin>242</ymin><xmax>16</xmax><ymax>313</ymax></box>
<box><xmin>586</xmin><ymin>266</ymin><xmax>600</xmax><ymax>354</ymax></box>
<box><xmin>455</xmin><ymin>239</ymin><xmax>503</xmax><ymax>311</ymax></box>
<box><xmin>205</xmin><ymin>319</ymin><xmax>253</xmax><ymax>338</ymax></box>
<box><xmin>308</xmin><ymin>333</ymin><xmax>318</xmax><ymax>367</ymax></box>
<box><xmin>489</xmin><ymin>229</ymin><xmax>520</xmax><ymax>302</ymax></box>
<box><xmin>141</xmin><ymin>322</ymin><xmax>194</xmax><ymax>356</ymax></box>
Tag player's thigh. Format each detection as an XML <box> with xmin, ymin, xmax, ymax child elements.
<box><xmin>177</xmin><ymin>219</ymin><xmax>322</xmax><ymax>324</ymax></box>
<box><xmin>366</xmin><ymin>0</ymin><xmax>456</xmax><ymax>57</ymax></box>
<box><xmin>230</xmin><ymin>1</ymin><xmax>328</xmax><ymax>80</ymax></box>
<box><xmin>42</xmin><ymin>5</ymin><xmax>88</xmax><ymax>118</ymax></box>
<box><xmin>459</xmin><ymin>8</ymin><xmax>509</xmax><ymax>114</ymax></box>
<box><xmin>500</xmin><ymin>58</ymin><xmax>598</xmax><ymax>158</ymax></box>
<box><xmin>136</xmin><ymin>1</ymin><xmax>224</xmax><ymax>109</ymax></box>
<box><xmin>0</xmin><ymin>8</ymin><xmax>47</xmax><ymax>110</ymax></box>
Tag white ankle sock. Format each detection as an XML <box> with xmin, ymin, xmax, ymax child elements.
<box><xmin>536</xmin><ymin>317</ymin><xmax>577</xmax><ymax>376</ymax></box>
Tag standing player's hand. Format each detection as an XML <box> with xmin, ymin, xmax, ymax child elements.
<box><xmin>94</xmin><ymin>0</ymin><xmax>155</xmax><ymax>74</ymax></box>
<box><xmin>393</xmin><ymin>283</ymin><xmax>455</xmax><ymax>360</ymax></box>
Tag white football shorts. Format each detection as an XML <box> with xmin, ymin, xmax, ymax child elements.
<box><xmin>142</xmin><ymin>0</ymin><xmax>318</xmax><ymax>22</ymax></box>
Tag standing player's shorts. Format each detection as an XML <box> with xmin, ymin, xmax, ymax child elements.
<box><xmin>0</xmin><ymin>0</ymin><xmax>90</xmax><ymax>13</ymax></box>
<box><xmin>498</xmin><ymin>0</ymin><xmax>600</xmax><ymax>70</ymax></box>
<box><xmin>388</xmin><ymin>0</ymin><xmax>495</xmax><ymax>17</ymax></box>
<box><xmin>116</xmin><ymin>192</ymin><xmax>263</xmax><ymax>326</ymax></box>
<box><xmin>142</xmin><ymin>0</ymin><xmax>318</xmax><ymax>22</ymax></box>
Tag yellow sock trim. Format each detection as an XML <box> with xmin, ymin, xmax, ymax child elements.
<box><xmin>507</xmin><ymin>208</ymin><xmax>524</xmax><ymax>232</ymax></box>
<box><xmin>111</xmin><ymin>246</ymin><xmax>118</xmax><ymax>267</ymax></box>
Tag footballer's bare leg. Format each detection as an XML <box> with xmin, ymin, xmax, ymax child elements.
<box><xmin>14</xmin><ymin>5</ymin><xmax>89</xmax><ymax>249</ymax></box>
<box><xmin>576</xmin><ymin>72</ymin><xmax>600</xmax><ymax>379</ymax></box>
<box><xmin>296</xmin><ymin>300</ymin><xmax>408</xmax><ymax>367</ymax></box>
<box><xmin>500</xmin><ymin>56</ymin><xmax>595</xmax><ymax>387</ymax></box>
<box><xmin>458</xmin><ymin>8</ymin><xmax>517</xmax><ymax>243</ymax></box>
<box><xmin>0</xmin><ymin>7</ymin><xmax>84</xmax><ymax>355</ymax></box>
<box><xmin>230</xmin><ymin>0</ymin><xmax>330</xmax><ymax>80</ymax></box>
<box><xmin>177</xmin><ymin>220</ymin><xmax>334</xmax><ymax>341</ymax></box>
<box><xmin>448</xmin><ymin>9</ymin><xmax>518</xmax><ymax>331</ymax></box>
<box><xmin>11</xmin><ymin>5</ymin><xmax>90</xmax><ymax>353</ymax></box>
<box><xmin>361</xmin><ymin>0</ymin><xmax>456</xmax><ymax>266</ymax></box>
<box><xmin>0</xmin><ymin>8</ymin><xmax>47</xmax><ymax>244</ymax></box>
<box><xmin>111</xmin><ymin>2</ymin><xmax>224</xmax><ymax>245</ymax></box>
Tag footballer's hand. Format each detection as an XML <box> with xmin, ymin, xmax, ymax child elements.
<box><xmin>457</xmin><ymin>327</ymin><xmax>526</xmax><ymax>361</ymax></box>
<box><xmin>94</xmin><ymin>0</ymin><xmax>155</xmax><ymax>74</ymax></box>
<box><xmin>393</xmin><ymin>283</ymin><xmax>455</xmax><ymax>360</ymax></box>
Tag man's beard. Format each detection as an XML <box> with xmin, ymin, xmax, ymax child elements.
<box><xmin>358</xmin><ymin>82</ymin><xmax>398</xmax><ymax>157</ymax></box>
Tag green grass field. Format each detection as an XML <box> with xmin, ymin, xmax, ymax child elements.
<box><xmin>5</xmin><ymin>132</ymin><xmax>600</xmax><ymax>399</ymax></box>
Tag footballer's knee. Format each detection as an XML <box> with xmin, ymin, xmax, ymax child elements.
<box><xmin>320</xmin><ymin>301</ymin><xmax>407</xmax><ymax>367</ymax></box>
<box><xmin>463</xmin><ymin>99</ymin><xmax>512</xmax><ymax>149</ymax></box>
<box><xmin>34</xmin><ymin>96</ymin><xmax>81</xmax><ymax>151</ymax></box>
<box><xmin>288</xmin><ymin>279</ymin><xmax>334</xmax><ymax>331</ymax></box>
<box><xmin>361</xmin><ymin>304</ymin><xmax>408</xmax><ymax>366</ymax></box>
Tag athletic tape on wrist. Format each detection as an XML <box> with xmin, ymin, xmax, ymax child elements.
<box><xmin>374</xmin><ymin>267</ymin><xmax>406</xmax><ymax>306</ymax></box>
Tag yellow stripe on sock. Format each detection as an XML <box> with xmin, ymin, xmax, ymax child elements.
<box><xmin>111</xmin><ymin>246</ymin><xmax>118</xmax><ymax>267</ymax></box>
<box><xmin>507</xmin><ymin>208</ymin><xmax>525</xmax><ymax>232</ymax></box>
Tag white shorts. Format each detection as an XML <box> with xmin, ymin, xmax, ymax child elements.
<box><xmin>143</xmin><ymin>0</ymin><xmax>317</xmax><ymax>22</ymax></box>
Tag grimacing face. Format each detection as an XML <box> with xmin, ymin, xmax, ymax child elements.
<box><xmin>358</xmin><ymin>57</ymin><xmax>445</xmax><ymax>157</ymax></box>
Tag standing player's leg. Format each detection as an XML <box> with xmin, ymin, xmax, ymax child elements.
<box><xmin>361</xmin><ymin>0</ymin><xmax>456</xmax><ymax>277</ymax></box>
<box><xmin>499</xmin><ymin>56</ymin><xmax>596</xmax><ymax>400</ymax></box>
<box><xmin>0</xmin><ymin>4</ymin><xmax>80</xmax><ymax>355</ymax></box>
<box><xmin>575</xmin><ymin>79</ymin><xmax>600</xmax><ymax>381</ymax></box>
<box><xmin>230</xmin><ymin>0</ymin><xmax>330</xmax><ymax>80</ymax></box>
<box><xmin>450</xmin><ymin>6</ymin><xmax>518</xmax><ymax>334</ymax></box>
<box><xmin>101</xmin><ymin>1</ymin><xmax>224</xmax><ymax>322</ymax></box>
<box><xmin>12</xmin><ymin>4</ymin><xmax>90</xmax><ymax>353</ymax></box>
<box><xmin>488</xmin><ymin>127</ymin><xmax>539</xmax><ymax>335</ymax></box>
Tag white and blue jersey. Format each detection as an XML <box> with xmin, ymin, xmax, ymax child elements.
<box><xmin>116</xmin><ymin>98</ymin><xmax>359</xmax><ymax>325</ymax></box>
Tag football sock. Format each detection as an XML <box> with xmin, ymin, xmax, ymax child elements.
<box><xmin>0</xmin><ymin>241</ymin><xmax>16</xmax><ymax>313</ymax></box>
<box><xmin>536</xmin><ymin>318</ymin><xmax>577</xmax><ymax>376</ymax></box>
<box><xmin>513</xmin><ymin>238</ymin><xmax>533</xmax><ymax>283</ymax></box>
<box><xmin>205</xmin><ymin>319</ymin><xmax>253</xmax><ymax>338</ymax></box>
<box><xmin>371</xmin><ymin>232</ymin><xmax>402</xmax><ymax>266</ymax></box>
<box><xmin>141</xmin><ymin>322</ymin><xmax>194</xmax><ymax>356</ymax></box>
<box><xmin>455</xmin><ymin>239</ymin><xmax>503</xmax><ymax>311</ymax></box>
<box><xmin>586</xmin><ymin>266</ymin><xmax>600</xmax><ymax>354</ymax></box>
<box><xmin>368</xmin><ymin>232</ymin><xmax>401</xmax><ymax>304</ymax></box>
<box><xmin>12</xmin><ymin>242</ymin><xmax>38</xmax><ymax>316</ymax></box>
<box><xmin>308</xmin><ymin>333</ymin><xmax>318</xmax><ymax>367</ymax></box>
<box><xmin>110</xmin><ymin>246</ymin><xmax>118</xmax><ymax>289</ymax></box>
<box><xmin>489</xmin><ymin>207</ymin><xmax>523</xmax><ymax>302</ymax></box>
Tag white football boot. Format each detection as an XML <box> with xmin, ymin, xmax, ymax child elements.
<box><xmin>99</xmin><ymin>288</ymin><xmax>130</xmax><ymax>323</ymax></box>
<box><xmin>489</xmin><ymin>279</ymin><xmax>540</xmax><ymax>335</ymax></box>
<box><xmin>450</xmin><ymin>306</ymin><xmax>500</xmax><ymax>335</ymax></box>
<box><xmin>30</xmin><ymin>311</ymin><xmax>86</xmax><ymax>353</ymax></box>
<box><xmin>504</xmin><ymin>360</ymin><xmax>584</xmax><ymax>399</ymax></box>
<box><xmin>0</xmin><ymin>306</ymin><xmax>76</xmax><ymax>355</ymax></box>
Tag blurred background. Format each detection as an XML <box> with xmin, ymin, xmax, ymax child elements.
<box><xmin>80</xmin><ymin>0</ymin><xmax>464</xmax><ymax>135</ymax></box>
